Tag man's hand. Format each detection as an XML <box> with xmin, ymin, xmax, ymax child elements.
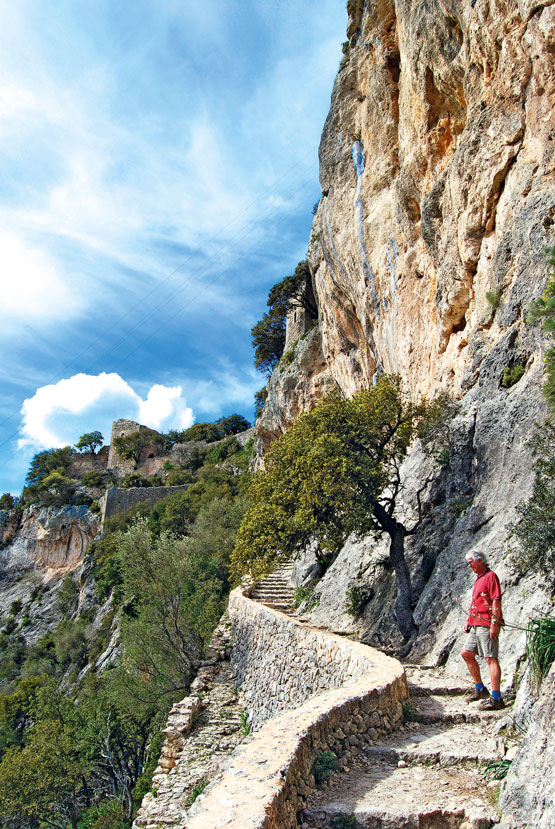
<box><xmin>490</xmin><ymin>623</ymin><xmax>500</xmax><ymax>641</ymax></box>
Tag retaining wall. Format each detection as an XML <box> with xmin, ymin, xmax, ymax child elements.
<box><xmin>101</xmin><ymin>485</ymin><xmax>191</xmax><ymax>523</ymax></box>
<box><xmin>186</xmin><ymin>588</ymin><xmax>407</xmax><ymax>828</ymax></box>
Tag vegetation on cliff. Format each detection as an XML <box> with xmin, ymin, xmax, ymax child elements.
<box><xmin>251</xmin><ymin>260</ymin><xmax>316</xmax><ymax>376</ymax></box>
<box><xmin>232</xmin><ymin>376</ymin><xmax>454</xmax><ymax>640</ymax></box>
<box><xmin>0</xmin><ymin>421</ymin><xmax>253</xmax><ymax>829</ymax></box>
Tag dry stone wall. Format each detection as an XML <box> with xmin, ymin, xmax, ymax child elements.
<box><xmin>185</xmin><ymin>588</ymin><xmax>407</xmax><ymax>828</ymax></box>
<box><xmin>101</xmin><ymin>484</ymin><xmax>190</xmax><ymax>523</ymax></box>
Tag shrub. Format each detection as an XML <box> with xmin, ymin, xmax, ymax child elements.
<box><xmin>119</xmin><ymin>473</ymin><xmax>154</xmax><ymax>489</ymax></box>
<box><xmin>82</xmin><ymin>471</ymin><xmax>105</xmax><ymax>488</ymax></box>
<box><xmin>9</xmin><ymin>601</ymin><xmax>22</xmax><ymax>617</ymax></box>
<box><xmin>165</xmin><ymin>468</ymin><xmax>195</xmax><ymax>486</ymax></box>
<box><xmin>185</xmin><ymin>779</ymin><xmax>209</xmax><ymax>807</ymax></box>
<box><xmin>312</xmin><ymin>750</ymin><xmax>337</xmax><ymax>785</ymax></box>
<box><xmin>345</xmin><ymin>584</ymin><xmax>373</xmax><ymax>617</ymax></box>
<box><xmin>501</xmin><ymin>365</ymin><xmax>525</xmax><ymax>388</ymax></box>
<box><xmin>0</xmin><ymin>493</ymin><xmax>15</xmax><ymax>510</ymax></box>
<box><xmin>279</xmin><ymin>348</ymin><xmax>296</xmax><ymax>369</ymax></box>
<box><xmin>485</xmin><ymin>288</ymin><xmax>502</xmax><ymax>309</ymax></box>
<box><xmin>509</xmin><ymin>421</ymin><xmax>555</xmax><ymax>574</ymax></box>
<box><xmin>181</xmin><ymin>422</ymin><xmax>224</xmax><ymax>443</ymax></box>
<box><xmin>525</xmin><ymin>615</ymin><xmax>555</xmax><ymax>691</ymax></box>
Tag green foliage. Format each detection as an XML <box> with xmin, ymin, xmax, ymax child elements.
<box><xmin>484</xmin><ymin>759</ymin><xmax>512</xmax><ymax>781</ymax></box>
<box><xmin>525</xmin><ymin>614</ymin><xmax>555</xmax><ymax>691</ymax></box>
<box><xmin>75</xmin><ymin>431</ymin><xmax>104</xmax><ymax>454</ymax></box>
<box><xmin>217</xmin><ymin>413</ymin><xmax>251</xmax><ymax>435</ymax></box>
<box><xmin>312</xmin><ymin>750</ymin><xmax>337</xmax><ymax>785</ymax></box>
<box><xmin>0</xmin><ymin>493</ymin><xmax>15</xmax><ymax>510</ymax></box>
<box><xmin>113</xmin><ymin>429</ymin><xmax>164</xmax><ymax>463</ymax></box>
<box><xmin>185</xmin><ymin>779</ymin><xmax>209</xmax><ymax>807</ymax></box>
<box><xmin>165</xmin><ymin>467</ymin><xmax>195</xmax><ymax>485</ymax></box>
<box><xmin>181</xmin><ymin>422</ymin><xmax>224</xmax><ymax>443</ymax></box>
<box><xmin>345</xmin><ymin>583</ymin><xmax>373</xmax><ymax>616</ymax></box>
<box><xmin>25</xmin><ymin>446</ymin><xmax>75</xmax><ymax>487</ymax></box>
<box><xmin>485</xmin><ymin>288</ymin><xmax>502</xmax><ymax>309</ymax></box>
<box><xmin>9</xmin><ymin>600</ymin><xmax>22</xmax><ymax>617</ymax></box>
<box><xmin>528</xmin><ymin>246</ymin><xmax>555</xmax><ymax>412</ymax></box>
<box><xmin>332</xmin><ymin>816</ymin><xmax>360</xmax><ymax>829</ymax></box>
<box><xmin>252</xmin><ymin>261</ymin><xmax>316</xmax><ymax>375</ymax></box>
<box><xmin>279</xmin><ymin>347</ymin><xmax>296</xmax><ymax>369</ymax></box>
<box><xmin>510</xmin><ymin>421</ymin><xmax>555</xmax><ymax>574</ymax></box>
<box><xmin>82</xmin><ymin>470</ymin><xmax>108</xmax><ymax>488</ymax></box>
<box><xmin>239</xmin><ymin>710</ymin><xmax>250</xmax><ymax>736</ymax></box>
<box><xmin>232</xmin><ymin>377</ymin><xmax>427</xmax><ymax>580</ymax></box>
<box><xmin>292</xmin><ymin>586</ymin><xmax>316</xmax><ymax>609</ymax></box>
<box><xmin>77</xmin><ymin>800</ymin><xmax>129</xmax><ymax>829</ymax></box>
<box><xmin>119</xmin><ymin>472</ymin><xmax>156</xmax><ymax>489</ymax></box>
<box><xmin>255</xmin><ymin>386</ymin><xmax>268</xmax><ymax>418</ymax></box>
<box><xmin>501</xmin><ymin>364</ymin><xmax>525</xmax><ymax>388</ymax></box>
<box><xmin>402</xmin><ymin>701</ymin><xmax>417</xmax><ymax>722</ymax></box>
<box><xmin>117</xmin><ymin>520</ymin><xmax>229</xmax><ymax>694</ymax></box>
<box><xmin>57</xmin><ymin>574</ymin><xmax>80</xmax><ymax>615</ymax></box>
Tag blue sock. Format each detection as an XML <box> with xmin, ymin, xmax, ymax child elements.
<box><xmin>475</xmin><ymin>683</ymin><xmax>486</xmax><ymax>691</ymax></box>
<box><xmin>491</xmin><ymin>690</ymin><xmax>502</xmax><ymax>701</ymax></box>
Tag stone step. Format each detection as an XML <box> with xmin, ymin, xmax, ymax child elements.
<box><xmin>300</xmin><ymin>760</ymin><xmax>498</xmax><ymax>828</ymax></box>
<box><xmin>410</xmin><ymin>693</ymin><xmax>509</xmax><ymax>726</ymax></box>
<box><xmin>362</xmin><ymin>721</ymin><xmax>503</xmax><ymax>766</ymax></box>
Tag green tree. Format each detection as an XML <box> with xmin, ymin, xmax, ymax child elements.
<box><xmin>117</xmin><ymin>521</ymin><xmax>227</xmax><ymax>695</ymax></box>
<box><xmin>232</xmin><ymin>377</ymin><xmax>451</xmax><ymax>641</ymax></box>
<box><xmin>25</xmin><ymin>446</ymin><xmax>75</xmax><ymax>487</ymax></box>
<box><xmin>0</xmin><ymin>493</ymin><xmax>15</xmax><ymax>510</ymax></box>
<box><xmin>252</xmin><ymin>261</ymin><xmax>317</xmax><ymax>375</ymax></box>
<box><xmin>0</xmin><ymin>719</ymin><xmax>89</xmax><ymax>829</ymax></box>
<box><xmin>528</xmin><ymin>246</ymin><xmax>555</xmax><ymax>413</ymax></box>
<box><xmin>181</xmin><ymin>422</ymin><xmax>224</xmax><ymax>443</ymax></box>
<box><xmin>510</xmin><ymin>420</ymin><xmax>555</xmax><ymax>574</ymax></box>
<box><xmin>113</xmin><ymin>429</ymin><xmax>164</xmax><ymax>464</ymax></box>
<box><xmin>75</xmin><ymin>431</ymin><xmax>104</xmax><ymax>454</ymax></box>
<box><xmin>216</xmin><ymin>414</ymin><xmax>251</xmax><ymax>435</ymax></box>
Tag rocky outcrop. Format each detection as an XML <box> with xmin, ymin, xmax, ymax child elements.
<box><xmin>499</xmin><ymin>662</ymin><xmax>555</xmax><ymax>828</ymax></box>
<box><xmin>0</xmin><ymin>504</ymin><xmax>99</xmax><ymax>578</ymax></box>
<box><xmin>259</xmin><ymin>0</ymin><xmax>554</xmax><ymax>677</ymax></box>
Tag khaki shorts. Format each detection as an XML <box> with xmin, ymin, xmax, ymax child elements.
<box><xmin>464</xmin><ymin>625</ymin><xmax>499</xmax><ymax>659</ymax></box>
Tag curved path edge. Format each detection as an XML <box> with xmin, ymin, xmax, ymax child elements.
<box><xmin>186</xmin><ymin>587</ymin><xmax>407</xmax><ymax>829</ymax></box>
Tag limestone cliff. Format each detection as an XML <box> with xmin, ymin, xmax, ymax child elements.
<box><xmin>0</xmin><ymin>505</ymin><xmax>100</xmax><ymax>646</ymax></box>
<box><xmin>258</xmin><ymin>0</ymin><xmax>554</xmax><ymax>652</ymax></box>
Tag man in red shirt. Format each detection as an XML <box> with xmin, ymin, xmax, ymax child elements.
<box><xmin>461</xmin><ymin>550</ymin><xmax>505</xmax><ymax>710</ymax></box>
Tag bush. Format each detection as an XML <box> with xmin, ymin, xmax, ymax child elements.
<box><xmin>165</xmin><ymin>468</ymin><xmax>195</xmax><ymax>486</ymax></box>
<box><xmin>485</xmin><ymin>288</ymin><xmax>502</xmax><ymax>309</ymax></box>
<box><xmin>312</xmin><ymin>751</ymin><xmax>337</xmax><ymax>785</ymax></box>
<box><xmin>181</xmin><ymin>422</ymin><xmax>224</xmax><ymax>443</ymax></box>
<box><xmin>501</xmin><ymin>365</ymin><xmax>525</xmax><ymax>388</ymax></box>
<box><xmin>119</xmin><ymin>473</ymin><xmax>154</xmax><ymax>489</ymax></box>
<box><xmin>510</xmin><ymin>421</ymin><xmax>555</xmax><ymax>574</ymax></box>
<box><xmin>526</xmin><ymin>615</ymin><xmax>555</xmax><ymax>691</ymax></box>
<box><xmin>345</xmin><ymin>584</ymin><xmax>373</xmax><ymax>617</ymax></box>
<box><xmin>0</xmin><ymin>493</ymin><xmax>15</xmax><ymax>510</ymax></box>
<box><xmin>82</xmin><ymin>471</ymin><xmax>106</xmax><ymax>488</ymax></box>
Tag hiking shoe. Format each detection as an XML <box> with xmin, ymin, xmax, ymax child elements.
<box><xmin>479</xmin><ymin>696</ymin><xmax>506</xmax><ymax>710</ymax></box>
<box><xmin>465</xmin><ymin>687</ymin><xmax>490</xmax><ymax>703</ymax></box>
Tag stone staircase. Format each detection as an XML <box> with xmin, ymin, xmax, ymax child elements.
<box><xmin>299</xmin><ymin>664</ymin><xmax>519</xmax><ymax>828</ymax></box>
<box><xmin>249</xmin><ymin>560</ymin><xmax>295</xmax><ymax>614</ymax></box>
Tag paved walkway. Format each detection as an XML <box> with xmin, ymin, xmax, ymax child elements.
<box><xmin>299</xmin><ymin>664</ymin><xmax>518</xmax><ymax>828</ymax></box>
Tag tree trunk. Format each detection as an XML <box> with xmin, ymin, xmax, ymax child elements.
<box><xmin>373</xmin><ymin>503</ymin><xmax>418</xmax><ymax>642</ymax></box>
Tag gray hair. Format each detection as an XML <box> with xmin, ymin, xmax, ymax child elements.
<box><xmin>465</xmin><ymin>550</ymin><xmax>488</xmax><ymax>566</ymax></box>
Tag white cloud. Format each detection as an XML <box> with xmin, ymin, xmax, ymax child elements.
<box><xmin>0</xmin><ymin>230</ymin><xmax>81</xmax><ymax>324</ymax></box>
<box><xmin>19</xmin><ymin>372</ymin><xmax>194</xmax><ymax>449</ymax></box>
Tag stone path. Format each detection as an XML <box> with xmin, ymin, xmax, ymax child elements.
<box><xmin>249</xmin><ymin>560</ymin><xmax>295</xmax><ymax>613</ymax></box>
<box><xmin>299</xmin><ymin>665</ymin><xmax>519</xmax><ymax>828</ymax></box>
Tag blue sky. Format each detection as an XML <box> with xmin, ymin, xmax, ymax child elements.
<box><xmin>0</xmin><ymin>0</ymin><xmax>347</xmax><ymax>495</ymax></box>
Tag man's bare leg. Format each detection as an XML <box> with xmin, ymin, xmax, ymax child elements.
<box><xmin>461</xmin><ymin>649</ymin><xmax>483</xmax><ymax>684</ymax></box>
<box><xmin>485</xmin><ymin>657</ymin><xmax>501</xmax><ymax>693</ymax></box>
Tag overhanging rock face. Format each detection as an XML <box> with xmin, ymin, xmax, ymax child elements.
<box><xmin>185</xmin><ymin>588</ymin><xmax>407</xmax><ymax>828</ymax></box>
